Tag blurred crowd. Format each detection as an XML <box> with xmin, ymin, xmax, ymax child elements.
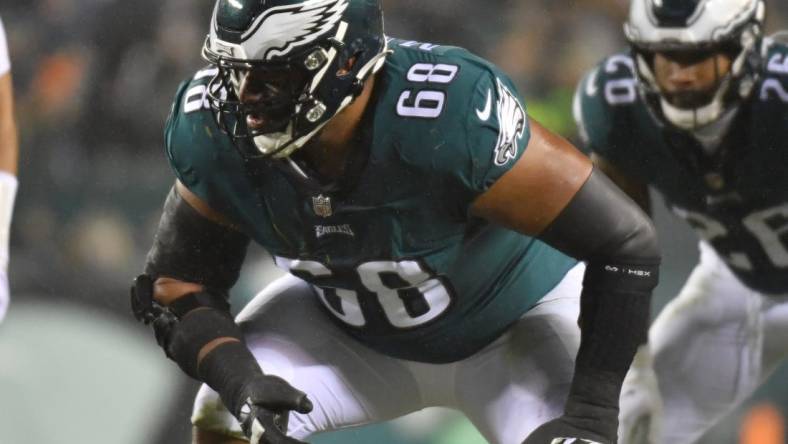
<box><xmin>4</xmin><ymin>0</ymin><xmax>213</xmax><ymax>314</ymax></box>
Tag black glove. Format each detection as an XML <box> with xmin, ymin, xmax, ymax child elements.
<box><xmin>521</xmin><ymin>416</ymin><xmax>609</xmax><ymax>444</ymax></box>
<box><xmin>235</xmin><ymin>374</ymin><xmax>314</xmax><ymax>444</ymax></box>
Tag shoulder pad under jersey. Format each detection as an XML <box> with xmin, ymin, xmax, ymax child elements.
<box><xmin>573</xmin><ymin>52</ymin><xmax>641</xmax><ymax>157</ymax></box>
<box><xmin>380</xmin><ymin>39</ymin><xmax>531</xmax><ymax>198</ymax></box>
<box><xmin>163</xmin><ymin>67</ymin><xmax>249</xmax><ymax>218</ymax></box>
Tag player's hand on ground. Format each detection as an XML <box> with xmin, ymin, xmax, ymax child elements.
<box><xmin>521</xmin><ymin>416</ymin><xmax>611</xmax><ymax>444</ymax></box>
<box><xmin>236</xmin><ymin>375</ymin><xmax>313</xmax><ymax>444</ymax></box>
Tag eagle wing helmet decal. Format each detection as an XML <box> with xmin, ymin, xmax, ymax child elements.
<box><xmin>204</xmin><ymin>0</ymin><xmax>386</xmax><ymax>159</ymax></box>
<box><xmin>240</xmin><ymin>0</ymin><xmax>349</xmax><ymax>61</ymax></box>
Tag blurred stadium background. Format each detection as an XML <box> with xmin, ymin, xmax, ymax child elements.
<box><xmin>1</xmin><ymin>0</ymin><xmax>787</xmax><ymax>443</ymax></box>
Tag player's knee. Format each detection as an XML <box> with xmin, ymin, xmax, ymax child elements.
<box><xmin>192</xmin><ymin>426</ymin><xmax>248</xmax><ymax>444</ymax></box>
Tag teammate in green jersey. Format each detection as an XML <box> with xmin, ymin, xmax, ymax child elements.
<box><xmin>574</xmin><ymin>0</ymin><xmax>788</xmax><ymax>443</ymax></box>
<box><xmin>131</xmin><ymin>1</ymin><xmax>660</xmax><ymax>443</ymax></box>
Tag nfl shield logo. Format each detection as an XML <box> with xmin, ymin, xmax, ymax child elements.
<box><xmin>312</xmin><ymin>194</ymin><xmax>333</xmax><ymax>218</ymax></box>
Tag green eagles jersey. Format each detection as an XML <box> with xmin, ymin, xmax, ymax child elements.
<box><xmin>575</xmin><ymin>38</ymin><xmax>788</xmax><ymax>294</ymax></box>
<box><xmin>165</xmin><ymin>38</ymin><xmax>577</xmax><ymax>363</ymax></box>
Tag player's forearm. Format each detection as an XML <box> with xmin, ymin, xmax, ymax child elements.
<box><xmin>0</xmin><ymin>72</ymin><xmax>17</xmax><ymax>322</ymax></box>
<box><xmin>0</xmin><ymin>72</ymin><xmax>18</xmax><ymax>256</ymax></box>
<box><xmin>539</xmin><ymin>168</ymin><xmax>659</xmax><ymax>437</ymax></box>
<box><xmin>0</xmin><ymin>73</ymin><xmax>18</xmax><ymax>176</ymax></box>
<box><xmin>152</xmin><ymin>277</ymin><xmax>242</xmax><ymax>370</ymax></box>
<box><xmin>0</xmin><ymin>120</ymin><xmax>17</xmax><ymax>175</ymax></box>
<box><xmin>132</xmin><ymin>185</ymin><xmax>252</xmax><ymax>378</ymax></box>
<box><xmin>139</xmin><ymin>274</ymin><xmax>292</xmax><ymax>421</ymax></box>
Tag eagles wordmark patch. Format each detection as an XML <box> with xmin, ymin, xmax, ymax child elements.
<box><xmin>549</xmin><ymin>438</ymin><xmax>602</xmax><ymax>444</ymax></box>
<box><xmin>493</xmin><ymin>78</ymin><xmax>527</xmax><ymax>166</ymax></box>
<box><xmin>315</xmin><ymin>224</ymin><xmax>355</xmax><ymax>238</ymax></box>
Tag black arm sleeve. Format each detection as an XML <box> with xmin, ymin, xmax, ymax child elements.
<box><xmin>538</xmin><ymin>167</ymin><xmax>660</xmax><ymax>437</ymax></box>
<box><xmin>144</xmin><ymin>186</ymin><xmax>251</xmax><ymax>293</ymax></box>
<box><xmin>132</xmin><ymin>186</ymin><xmax>253</xmax><ymax>379</ymax></box>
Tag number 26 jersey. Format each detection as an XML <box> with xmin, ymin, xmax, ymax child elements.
<box><xmin>575</xmin><ymin>39</ymin><xmax>788</xmax><ymax>294</ymax></box>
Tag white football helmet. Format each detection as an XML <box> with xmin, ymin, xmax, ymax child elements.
<box><xmin>625</xmin><ymin>0</ymin><xmax>765</xmax><ymax>129</ymax></box>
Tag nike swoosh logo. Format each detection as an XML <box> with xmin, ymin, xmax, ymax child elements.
<box><xmin>476</xmin><ymin>89</ymin><xmax>492</xmax><ymax>121</ymax></box>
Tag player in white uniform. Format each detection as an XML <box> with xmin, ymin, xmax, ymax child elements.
<box><xmin>0</xmin><ymin>15</ymin><xmax>19</xmax><ymax>324</ymax></box>
<box><xmin>573</xmin><ymin>0</ymin><xmax>788</xmax><ymax>442</ymax></box>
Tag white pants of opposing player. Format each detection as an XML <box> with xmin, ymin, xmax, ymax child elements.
<box><xmin>192</xmin><ymin>264</ymin><xmax>584</xmax><ymax>444</ymax></box>
<box><xmin>619</xmin><ymin>242</ymin><xmax>788</xmax><ymax>444</ymax></box>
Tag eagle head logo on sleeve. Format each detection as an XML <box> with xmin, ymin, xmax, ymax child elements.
<box><xmin>238</xmin><ymin>0</ymin><xmax>349</xmax><ymax>61</ymax></box>
<box><xmin>493</xmin><ymin>78</ymin><xmax>527</xmax><ymax>166</ymax></box>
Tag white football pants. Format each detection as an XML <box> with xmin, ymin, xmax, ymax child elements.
<box><xmin>619</xmin><ymin>242</ymin><xmax>788</xmax><ymax>444</ymax></box>
<box><xmin>192</xmin><ymin>264</ymin><xmax>585</xmax><ymax>444</ymax></box>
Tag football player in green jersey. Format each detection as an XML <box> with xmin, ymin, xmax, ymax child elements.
<box><xmin>574</xmin><ymin>0</ymin><xmax>788</xmax><ymax>443</ymax></box>
<box><xmin>131</xmin><ymin>1</ymin><xmax>660</xmax><ymax>443</ymax></box>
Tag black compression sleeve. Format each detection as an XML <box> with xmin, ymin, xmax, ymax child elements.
<box><xmin>198</xmin><ymin>341</ymin><xmax>265</xmax><ymax>416</ymax></box>
<box><xmin>136</xmin><ymin>186</ymin><xmax>252</xmax><ymax>380</ymax></box>
<box><xmin>539</xmin><ymin>168</ymin><xmax>660</xmax><ymax>437</ymax></box>
<box><xmin>539</xmin><ymin>168</ymin><xmax>658</xmax><ymax>263</ymax></box>
<box><xmin>165</xmin><ymin>306</ymin><xmax>245</xmax><ymax>378</ymax></box>
<box><xmin>144</xmin><ymin>186</ymin><xmax>250</xmax><ymax>292</ymax></box>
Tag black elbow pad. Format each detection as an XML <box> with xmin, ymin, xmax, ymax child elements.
<box><xmin>134</xmin><ymin>187</ymin><xmax>251</xmax><ymax>378</ymax></box>
<box><xmin>539</xmin><ymin>167</ymin><xmax>660</xmax><ymax>266</ymax></box>
<box><xmin>144</xmin><ymin>186</ymin><xmax>251</xmax><ymax>293</ymax></box>
<box><xmin>130</xmin><ymin>273</ymin><xmax>241</xmax><ymax>378</ymax></box>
